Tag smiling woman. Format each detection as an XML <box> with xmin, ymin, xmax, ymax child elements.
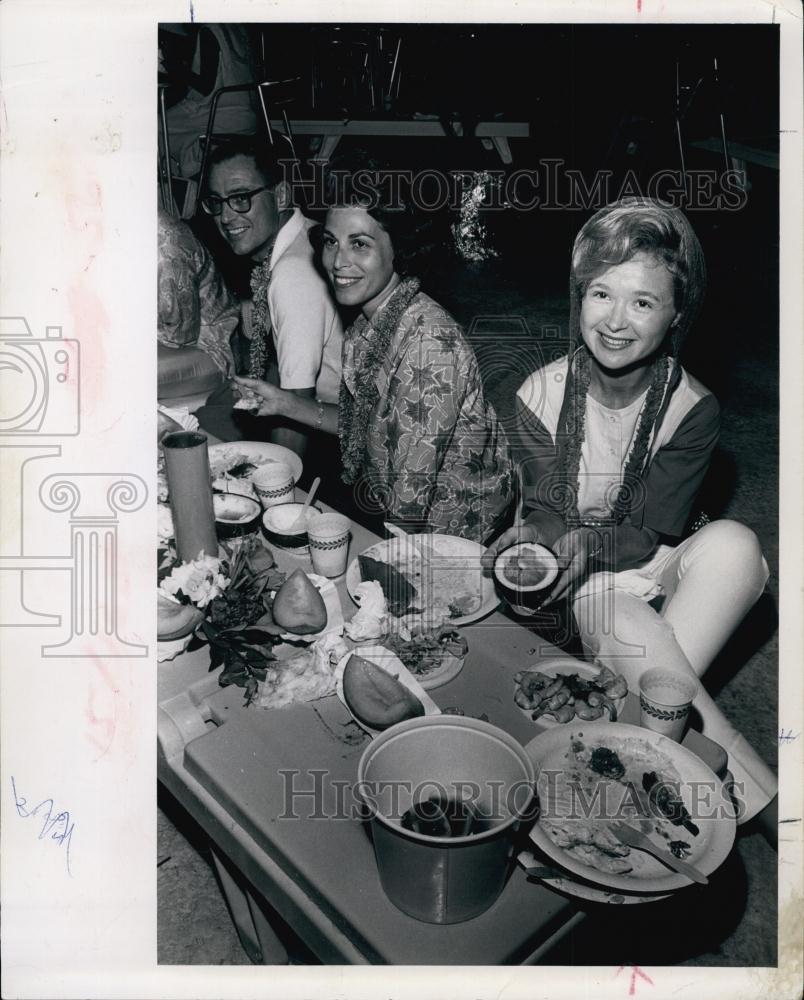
<box><xmin>483</xmin><ymin>198</ymin><xmax>777</xmax><ymax>826</ymax></box>
<box><xmin>237</xmin><ymin>156</ymin><xmax>514</xmax><ymax>542</ymax></box>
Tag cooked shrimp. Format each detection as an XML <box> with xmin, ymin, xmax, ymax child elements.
<box><xmin>543</xmin><ymin>704</ymin><xmax>575</xmax><ymax>723</ymax></box>
<box><xmin>545</xmin><ymin>687</ymin><xmax>572</xmax><ymax>710</ymax></box>
<box><xmin>574</xmin><ymin>701</ymin><xmax>604</xmax><ymax>720</ymax></box>
<box><xmin>587</xmin><ymin>690</ymin><xmax>618</xmax><ymax>721</ymax></box>
<box><xmin>602</xmin><ymin>674</ymin><xmax>628</xmax><ymax>699</ymax></box>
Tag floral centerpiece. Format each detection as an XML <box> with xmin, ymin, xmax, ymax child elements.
<box><xmin>159</xmin><ymin>532</ymin><xmax>288</xmax><ymax>705</ymax></box>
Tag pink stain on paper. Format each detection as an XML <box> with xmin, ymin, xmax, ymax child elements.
<box><xmin>57</xmin><ymin>163</ymin><xmax>108</xmax><ymax>407</ymax></box>
<box><xmin>616</xmin><ymin>966</ymin><xmax>654</xmax><ymax>994</ymax></box>
<box><xmin>86</xmin><ymin>678</ymin><xmax>117</xmax><ymax>757</ymax></box>
<box><xmin>85</xmin><ymin>660</ymin><xmax>137</xmax><ymax>760</ymax></box>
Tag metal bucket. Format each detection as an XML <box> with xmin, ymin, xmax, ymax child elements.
<box><xmin>356</xmin><ymin>715</ymin><xmax>535</xmax><ymax>924</ymax></box>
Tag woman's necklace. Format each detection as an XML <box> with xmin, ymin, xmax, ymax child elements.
<box><xmin>338</xmin><ymin>276</ymin><xmax>422</xmax><ymax>484</ymax></box>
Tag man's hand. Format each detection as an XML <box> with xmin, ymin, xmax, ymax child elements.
<box><xmin>233</xmin><ymin>376</ymin><xmax>288</xmax><ymax>418</ymax></box>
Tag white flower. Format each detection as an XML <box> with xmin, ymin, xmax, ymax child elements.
<box><xmin>158</xmin><ymin>552</ymin><xmax>229</xmax><ymax>609</ymax></box>
<box><xmin>157</xmin><ymin>503</ymin><xmax>174</xmax><ymax>543</ymax></box>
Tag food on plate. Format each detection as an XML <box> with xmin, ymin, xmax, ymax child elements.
<box><xmin>642</xmin><ymin>770</ymin><xmax>700</xmax><ymax>837</ymax></box>
<box><xmin>542</xmin><ymin>808</ymin><xmax>634</xmax><ymax>874</ymax></box>
<box><xmin>232</xmin><ymin>387</ymin><xmax>262</xmax><ymax>413</ymax></box>
<box><xmin>382</xmin><ymin>626</ymin><xmax>468</xmax><ymax>679</ymax></box>
<box><xmin>538</xmin><ymin>732</ymin><xmax>700</xmax><ymax>876</ymax></box>
<box><xmin>208</xmin><ymin>447</ymin><xmax>288</xmax><ymax>498</ymax></box>
<box><xmin>357</xmin><ymin>542</ymin><xmax>483</xmax><ymax>625</ymax></box>
<box><xmin>272</xmin><ymin>569</ymin><xmax>328</xmax><ymax>635</ymax></box>
<box><xmin>514</xmin><ymin>665</ymin><xmax>627</xmax><ymax>723</ymax></box>
<box><xmin>258</xmin><ymin>647</ymin><xmax>336</xmax><ymax>708</ymax></box>
<box><xmin>342</xmin><ymin>653</ymin><xmax>425</xmax><ymax>730</ymax></box>
<box><xmin>358</xmin><ymin>554</ymin><xmax>418</xmax><ymax>617</ymax></box>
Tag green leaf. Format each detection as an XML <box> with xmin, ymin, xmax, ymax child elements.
<box><xmin>208</xmin><ymin>644</ymin><xmax>225</xmax><ymax>671</ymax></box>
<box><xmin>235</xmin><ymin>627</ymin><xmax>284</xmax><ymax>643</ymax></box>
<box><xmin>243</xmin><ymin>676</ymin><xmax>259</xmax><ymax>706</ymax></box>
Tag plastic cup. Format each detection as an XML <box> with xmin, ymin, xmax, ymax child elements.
<box><xmin>639</xmin><ymin>667</ymin><xmax>699</xmax><ymax>742</ymax></box>
<box><xmin>307</xmin><ymin>512</ymin><xmax>351</xmax><ymax>577</ymax></box>
<box><xmin>251</xmin><ymin>462</ymin><xmax>295</xmax><ymax>509</ymax></box>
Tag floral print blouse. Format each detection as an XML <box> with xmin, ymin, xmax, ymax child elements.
<box><xmin>157</xmin><ymin>209</ymin><xmax>239</xmax><ymax>376</ymax></box>
<box><xmin>341</xmin><ymin>290</ymin><xmax>513</xmax><ymax>542</ymax></box>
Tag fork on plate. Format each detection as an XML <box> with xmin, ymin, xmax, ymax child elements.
<box><xmin>608</xmin><ymin>821</ymin><xmax>708</xmax><ymax>885</ymax></box>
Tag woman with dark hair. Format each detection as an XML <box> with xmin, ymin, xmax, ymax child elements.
<box><xmin>482</xmin><ymin>198</ymin><xmax>776</xmax><ymax>826</ymax></box>
<box><xmin>235</xmin><ymin>166</ymin><xmax>512</xmax><ymax>542</ymax></box>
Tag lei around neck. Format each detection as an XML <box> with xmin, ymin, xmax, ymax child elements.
<box><xmin>338</xmin><ymin>276</ymin><xmax>422</xmax><ymax>485</ymax></box>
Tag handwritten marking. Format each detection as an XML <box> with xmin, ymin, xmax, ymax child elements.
<box><xmin>778</xmin><ymin>729</ymin><xmax>799</xmax><ymax>745</ymax></box>
<box><xmin>616</xmin><ymin>965</ymin><xmax>654</xmax><ymax>995</ymax></box>
<box><xmin>11</xmin><ymin>776</ymin><xmax>75</xmax><ymax>877</ymax></box>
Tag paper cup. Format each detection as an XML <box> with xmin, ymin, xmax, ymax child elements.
<box><xmin>251</xmin><ymin>462</ymin><xmax>295</xmax><ymax>508</ymax></box>
<box><xmin>638</xmin><ymin>668</ymin><xmax>699</xmax><ymax>742</ymax></box>
<box><xmin>307</xmin><ymin>512</ymin><xmax>351</xmax><ymax>577</ymax></box>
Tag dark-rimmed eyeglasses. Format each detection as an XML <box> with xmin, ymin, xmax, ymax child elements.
<box><xmin>200</xmin><ymin>185</ymin><xmax>272</xmax><ymax>216</ymax></box>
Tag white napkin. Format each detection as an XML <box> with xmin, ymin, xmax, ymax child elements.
<box><xmin>344</xmin><ymin>581</ymin><xmax>389</xmax><ymax>641</ymax></box>
<box><xmin>157</xmin><ymin>403</ymin><xmax>199</xmax><ymax>431</ymax></box>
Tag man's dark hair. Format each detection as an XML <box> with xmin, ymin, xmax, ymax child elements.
<box><xmin>204</xmin><ymin>137</ymin><xmax>285</xmax><ymax>191</ymax></box>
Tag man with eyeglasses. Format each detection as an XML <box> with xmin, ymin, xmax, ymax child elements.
<box><xmin>196</xmin><ymin>137</ymin><xmax>342</xmax><ymax>458</ymax></box>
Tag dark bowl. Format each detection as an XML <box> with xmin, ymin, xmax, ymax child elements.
<box><xmin>261</xmin><ymin>502</ymin><xmax>322</xmax><ymax>550</ymax></box>
<box><xmin>213</xmin><ymin>492</ymin><xmax>262</xmax><ymax>539</ymax></box>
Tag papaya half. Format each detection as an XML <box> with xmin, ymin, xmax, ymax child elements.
<box><xmin>342</xmin><ymin>653</ymin><xmax>425</xmax><ymax>731</ymax></box>
<box><xmin>272</xmin><ymin>568</ymin><xmax>328</xmax><ymax>635</ymax></box>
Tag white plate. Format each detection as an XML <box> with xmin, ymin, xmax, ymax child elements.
<box><xmin>334</xmin><ymin>645</ymin><xmax>441</xmax><ymax>736</ymax></box>
<box><xmin>207</xmin><ymin>441</ymin><xmax>303</xmax><ymax>489</ymax></box>
<box><xmin>354</xmin><ymin>638</ymin><xmax>466</xmax><ymax>691</ymax></box>
<box><xmin>515</xmin><ymin>657</ymin><xmax>628</xmax><ymax>728</ymax></box>
<box><xmin>525</xmin><ymin>721</ymin><xmax>736</xmax><ymax>894</ymax></box>
<box><xmin>346</xmin><ymin>534</ymin><xmax>498</xmax><ymax>627</ymax></box>
<box><xmin>517</xmin><ymin>849</ymin><xmax>671</xmax><ymax>905</ymax></box>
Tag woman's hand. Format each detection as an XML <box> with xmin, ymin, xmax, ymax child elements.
<box><xmin>233</xmin><ymin>376</ymin><xmax>288</xmax><ymax>418</ymax></box>
<box><xmin>480</xmin><ymin>523</ymin><xmax>541</xmax><ymax>572</ymax></box>
<box><xmin>544</xmin><ymin>527</ymin><xmax>602</xmax><ymax>604</ymax></box>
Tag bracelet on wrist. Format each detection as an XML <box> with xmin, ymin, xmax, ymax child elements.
<box><xmin>314</xmin><ymin>399</ymin><xmax>324</xmax><ymax>429</ymax></box>
<box><xmin>584</xmin><ymin>527</ymin><xmax>604</xmax><ymax>560</ymax></box>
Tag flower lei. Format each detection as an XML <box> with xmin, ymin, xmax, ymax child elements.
<box><xmin>559</xmin><ymin>346</ymin><xmax>676</xmax><ymax>527</ymax></box>
<box><xmin>248</xmin><ymin>240</ymin><xmax>278</xmax><ymax>379</ymax></box>
<box><xmin>338</xmin><ymin>276</ymin><xmax>422</xmax><ymax>484</ymax></box>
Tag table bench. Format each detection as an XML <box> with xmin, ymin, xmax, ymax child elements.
<box><xmin>271</xmin><ymin>118</ymin><xmax>530</xmax><ymax>164</ymax></box>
